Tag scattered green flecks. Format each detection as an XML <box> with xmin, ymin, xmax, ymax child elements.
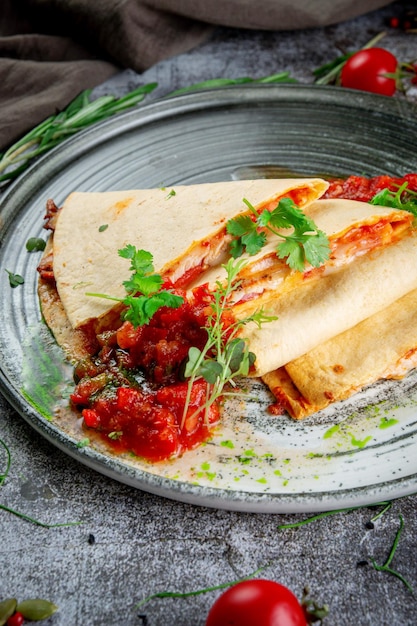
<box><xmin>76</xmin><ymin>438</ymin><xmax>90</xmax><ymax>448</ymax></box>
<box><xmin>256</xmin><ymin>477</ymin><xmax>268</xmax><ymax>485</ymax></box>
<box><xmin>323</xmin><ymin>423</ymin><xmax>340</xmax><ymax>439</ymax></box>
<box><xmin>349</xmin><ymin>433</ymin><xmax>372</xmax><ymax>449</ymax></box>
<box><xmin>274</xmin><ymin>469</ymin><xmax>282</xmax><ymax>477</ymax></box>
<box><xmin>220</xmin><ymin>440</ymin><xmax>235</xmax><ymax>449</ymax></box>
<box><xmin>98</xmin><ymin>224</ymin><xmax>108</xmax><ymax>232</ymax></box>
<box><xmin>165</xmin><ymin>189</ymin><xmax>176</xmax><ymax>199</ymax></box>
<box><xmin>379</xmin><ymin>417</ymin><xmax>399</xmax><ymax>429</ymax></box>
<box><xmin>72</xmin><ymin>281</ymin><xmax>93</xmax><ymax>290</ymax></box>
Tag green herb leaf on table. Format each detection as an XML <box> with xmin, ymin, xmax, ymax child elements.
<box><xmin>227</xmin><ymin>197</ymin><xmax>330</xmax><ymax>272</ymax></box>
<box><xmin>369</xmin><ymin>514</ymin><xmax>413</xmax><ymax>593</ymax></box>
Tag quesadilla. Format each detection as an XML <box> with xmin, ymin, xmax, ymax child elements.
<box><xmin>50</xmin><ymin>178</ymin><xmax>327</xmax><ymax>331</ymax></box>
<box><xmin>262</xmin><ymin>288</ymin><xmax>417</xmax><ymax>419</ymax></box>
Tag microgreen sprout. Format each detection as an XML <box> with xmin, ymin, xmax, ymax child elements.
<box><xmin>226</xmin><ymin>197</ymin><xmax>330</xmax><ymax>272</ymax></box>
<box><xmin>182</xmin><ymin>257</ymin><xmax>277</xmax><ymax>426</ymax></box>
<box><xmin>5</xmin><ymin>269</ymin><xmax>24</xmax><ymax>288</ymax></box>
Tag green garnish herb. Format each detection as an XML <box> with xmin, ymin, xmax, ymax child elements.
<box><xmin>166</xmin><ymin>71</ymin><xmax>296</xmax><ymax>97</ymax></box>
<box><xmin>135</xmin><ymin>564</ymin><xmax>270</xmax><ymax>609</ymax></box>
<box><xmin>277</xmin><ymin>501</ymin><xmax>391</xmax><ymax>530</ymax></box>
<box><xmin>25</xmin><ymin>237</ymin><xmax>46</xmax><ymax>252</ymax></box>
<box><xmin>370</xmin><ymin>514</ymin><xmax>413</xmax><ymax>593</ymax></box>
<box><xmin>5</xmin><ymin>269</ymin><xmax>24</xmax><ymax>288</ymax></box>
<box><xmin>165</xmin><ymin>189</ymin><xmax>176</xmax><ymax>199</ymax></box>
<box><xmin>182</xmin><ymin>257</ymin><xmax>277</xmax><ymax>425</ymax></box>
<box><xmin>98</xmin><ymin>224</ymin><xmax>109</xmax><ymax>232</ymax></box>
<box><xmin>369</xmin><ymin>181</ymin><xmax>417</xmax><ymax>216</ymax></box>
<box><xmin>0</xmin><ymin>438</ymin><xmax>11</xmax><ymax>486</ymax></box>
<box><xmin>226</xmin><ymin>197</ymin><xmax>330</xmax><ymax>272</ymax></box>
<box><xmin>108</xmin><ymin>431</ymin><xmax>123</xmax><ymax>440</ymax></box>
<box><xmin>0</xmin><ymin>83</ymin><xmax>157</xmax><ymax>184</ymax></box>
<box><xmin>87</xmin><ymin>245</ymin><xmax>184</xmax><ymax>327</ymax></box>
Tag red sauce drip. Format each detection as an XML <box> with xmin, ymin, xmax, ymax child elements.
<box><xmin>70</xmin><ymin>284</ymin><xmax>221</xmax><ymax>462</ymax></box>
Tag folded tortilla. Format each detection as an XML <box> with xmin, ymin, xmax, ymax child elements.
<box><xmin>262</xmin><ymin>288</ymin><xmax>417</xmax><ymax>419</ymax></box>
<box><xmin>51</xmin><ymin>178</ymin><xmax>327</xmax><ymax>329</ymax></box>
<box><xmin>237</xmin><ymin>230</ymin><xmax>417</xmax><ymax>377</ymax></box>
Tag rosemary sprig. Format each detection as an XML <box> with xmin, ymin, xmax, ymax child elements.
<box><xmin>167</xmin><ymin>71</ymin><xmax>296</xmax><ymax>97</ymax></box>
<box><xmin>0</xmin><ymin>83</ymin><xmax>157</xmax><ymax>184</ymax></box>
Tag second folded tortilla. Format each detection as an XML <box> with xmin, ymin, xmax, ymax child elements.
<box><xmin>262</xmin><ymin>288</ymin><xmax>417</xmax><ymax>419</ymax></box>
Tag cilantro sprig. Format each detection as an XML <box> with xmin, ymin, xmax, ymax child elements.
<box><xmin>369</xmin><ymin>181</ymin><xmax>417</xmax><ymax>217</ymax></box>
<box><xmin>87</xmin><ymin>245</ymin><xmax>184</xmax><ymax>326</ymax></box>
<box><xmin>182</xmin><ymin>258</ymin><xmax>277</xmax><ymax>425</ymax></box>
<box><xmin>226</xmin><ymin>197</ymin><xmax>330</xmax><ymax>272</ymax></box>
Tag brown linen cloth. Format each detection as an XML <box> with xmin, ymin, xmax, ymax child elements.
<box><xmin>0</xmin><ymin>0</ymin><xmax>393</xmax><ymax>152</ymax></box>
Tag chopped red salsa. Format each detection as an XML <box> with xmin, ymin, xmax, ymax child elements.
<box><xmin>70</xmin><ymin>284</ymin><xmax>221</xmax><ymax>462</ymax></box>
<box><xmin>323</xmin><ymin>173</ymin><xmax>417</xmax><ymax>202</ymax></box>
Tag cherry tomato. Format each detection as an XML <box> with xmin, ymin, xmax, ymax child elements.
<box><xmin>205</xmin><ymin>579</ymin><xmax>307</xmax><ymax>626</ymax></box>
<box><xmin>7</xmin><ymin>612</ymin><xmax>25</xmax><ymax>626</ymax></box>
<box><xmin>341</xmin><ymin>48</ymin><xmax>398</xmax><ymax>96</ymax></box>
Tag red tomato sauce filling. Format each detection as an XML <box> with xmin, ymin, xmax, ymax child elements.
<box><xmin>70</xmin><ymin>284</ymin><xmax>221</xmax><ymax>462</ymax></box>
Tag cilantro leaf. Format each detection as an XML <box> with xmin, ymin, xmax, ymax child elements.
<box><xmin>88</xmin><ymin>245</ymin><xmax>184</xmax><ymax>327</ymax></box>
<box><xmin>226</xmin><ymin>214</ymin><xmax>255</xmax><ymax>237</ymax></box>
<box><xmin>123</xmin><ymin>272</ymin><xmax>163</xmax><ymax>296</ymax></box>
<box><xmin>226</xmin><ymin>197</ymin><xmax>330</xmax><ymax>271</ymax></box>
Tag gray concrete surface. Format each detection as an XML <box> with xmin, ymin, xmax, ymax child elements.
<box><xmin>1</xmin><ymin>2</ymin><xmax>417</xmax><ymax>624</ymax></box>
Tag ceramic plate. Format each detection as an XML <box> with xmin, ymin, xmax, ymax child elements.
<box><xmin>1</xmin><ymin>84</ymin><xmax>417</xmax><ymax>513</ymax></box>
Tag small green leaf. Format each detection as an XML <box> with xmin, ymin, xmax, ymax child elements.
<box><xmin>17</xmin><ymin>599</ymin><xmax>58</xmax><ymax>621</ymax></box>
<box><xmin>0</xmin><ymin>598</ymin><xmax>17</xmax><ymax>625</ymax></box>
<box><xmin>226</xmin><ymin>214</ymin><xmax>255</xmax><ymax>237</ymax></box>
<box><xmin>277</xmin><ymin>239</ymin><xmax>305</xmax><ymax>271</ymax></box>
<box><xmin>26</xmin><ymin>237</ymin><xmax>46</xmax><ymax>252</ymax></box>
<box><xmin>199</xmin><ymin>359</ymin><xmax>224</xmax><ymax>384</ymax></box>
<box><xmin>5</xmin><ymin>269</ymin><xmax>24</xmax><ymax>287</ymax></box>
<box><xmin>98</xmin><ymin>224</ymin><xmax>108</xmax><ymax>232</ymax></box>
<box><xmin>241</xmin><ymin>229</ymin><xmax>267</xmax><ymax>256</ymax></box>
